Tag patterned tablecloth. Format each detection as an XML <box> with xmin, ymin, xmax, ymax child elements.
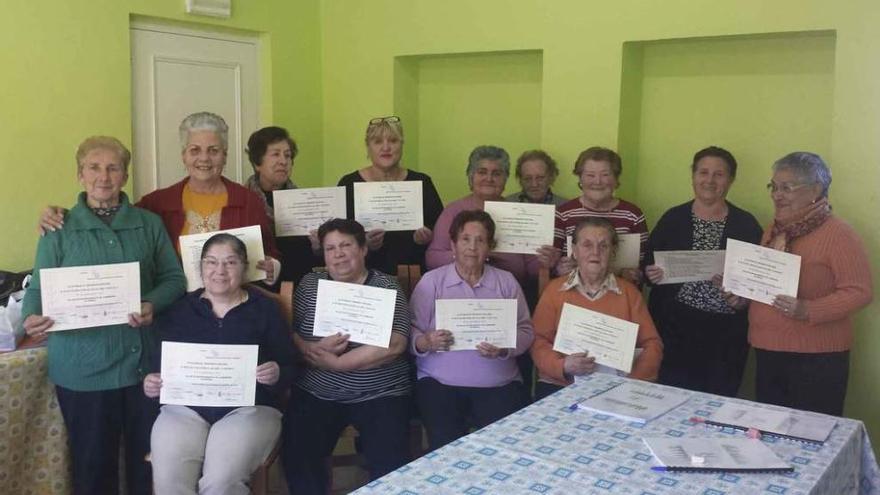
<box><xmin>0</xmin><ymin>347</ymin><xmax>70</xmax><ymax>494</ymax></box>
<box><xmin>356</xmin><ymin>374</ymin><xmax>880</xmax><ymax>495</ymax></box>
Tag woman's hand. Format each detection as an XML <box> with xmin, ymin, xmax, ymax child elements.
<box><xmin>712</xmin><ymin>274</ymin><xmax>748</xmax><ymax>310</ymax></box>
<box><xmin>773</xmin><ymin>295</ymin><xmax>808</xmax><ymax>320</ymax></box>
<box><xmin>413</xmin><ymin>227</ymin><xmax>433</xmax><ymax>246</ymax></box>
<box><xmin>23</xmin><ymin>315</ymin><xmax>53</xmax><ymax>343</ymax></box>
<box><xmin>256</xmin><ymin>361</ymin><xmax>280</xmax><ymax>385</ymax></box>
<box><xmin>535</xmin><ymin>245</ymin><xmax>562</xmax><ymax>269</ymax></box>
<box><xmin>416</xmin><ymin>330</ymin><xmax>454</xmax><ymax>353</ymax></box>
<box><xmin>618</xmin><ymin>268</ymin><xmax>643</xmax><ymax>285</ymax></box>
<box><xmin>563</xmin><ymin>352</ymin><xmax>596</xmax><ymax>378</ymax></box>
<box><xmin>366</xmin><ymin>229</ymin><xmax>385</xmax><ymax>251</ymax></box>
<box><xmin>556</xmin><ymin>256</ymin><xmax>577</xmax><ymax>275</ymax></box>
<box><xmin>645</xmin><ymin>265</ymin><xmax>664</xmax><ymax>284</ymax></box>
<box><xmin>143</xmin><ymin>373</ymin><xmax>162</xmax><ymax>398</ymax></box>
<box><xmin>303</xmin><ymin>345</ymin><xmax>341</xmax><ymax>371</ymax></box>
<box><xmin>257</xmin><ymin>257</ymin><xmax>280</xmax><ymax>285</ymax></box>
<box><xmin>38</xmin><ymin>206</ymin><xmax>66</xmax><ymax>235</ymax></box>
<box><xmin>128</xmin><ymin>302</ymin><xmax>154</xmax><ymax>328</ymax></box>
<box><xmin>308</xmin><ymin>230</ymin><xmax>322</xmax><ymax>253</ymax></box>
<box><xmin>476</xmin><ymin>342</ymin><xmax>508</xmax><ymax>359</ymax></box>
<box><xmin>316</xmin><ymin>333</ymin><xmax>350</xmax><ymax>355</ymax></box>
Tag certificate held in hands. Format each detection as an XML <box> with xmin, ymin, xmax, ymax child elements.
<box><xmin>435</xmin><ymin>299</ymin><xmax>517</xmax><ymax>351</ymax></box>
<box><xmin>354</xmin><ymin>181</ymin><xmax>423</xmax><ymax>231</ymax></box>
<box><xmin>722</xmin><ymin>238</ymin><xmax>800</xmax><ymax>305</ymax></box>
<box><xmin>40</xmin><ymin>261</ymin><xmax>141</xmax><ymax>331</ymax></box>
<box><xmin>553</xmin><ymin>303</ymin><xmax>638</xmax><ymax>374</ymax></box>
<box><xmin>313</xmin><ymin>279</ymin><xmax>397</xmax><ymax>348</ymax></box>
<box><xmin>160</xmin><ymin>342</ymin><xmax>259</xmax><ymax>407</ymax></box>
<box><xmin>653</xmin><ymin>250</ymin><xmax>725</xmax><ymax>284</ymax></box>
<box><xmin>483</xmin><ymin>201</ymin><xmax>555</xmax><ymax>255</ymax></box>
<box><xmin>178</xmin><ymin>225</ymin><xmax>266</xmax><ymax>292</ymax></box>
<box><xmin>273</xmin><ymin>186</ymin><xmax>346</xmax><ymax>237</ymax></box>
<box><xmin>611</xmin><ymin>233</ymin><xmax>641</xmax><ymax>270</ymax></box>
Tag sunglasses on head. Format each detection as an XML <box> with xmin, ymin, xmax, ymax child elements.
<box><xmin>369</xmin><ymin>116</ymin><xmax>401</xmax><ymax>125</ymax></box>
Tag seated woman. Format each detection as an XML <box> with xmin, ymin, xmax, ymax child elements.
<box><xmin>143</xmin><ymin>233</ymin><xmax>294</xmax><ymax>494</ymax></box>
<box><xmin>410</xmin><ymin>210</ymin><xmax>534</xmax><ymax>451</ymax></box>
<box><xmin>337</xmin><ymin>116</ymin><xmax>444</xmax><ymax>274</ymax></box>
<box><xmin>531</xmin><ymin>217</ymin><xmax>663</xmax><ymax>401</ymax></box>
<box><xmin>554</xmin><ymin>147</ymin><xmax>648</xmax><ymax>285</ymax></box>
<box><xmin>644</xmin><ymin>146</ymin><xmax>762</xmax><ymax>397</ymax></box>
<box><xmin>505</xmin><ymin>149</ymin><xmax>567</xmax><ymax>206</ymax></box>
<box><xmin>244</xmin><ymin>125</ymin><xmax>322</xmax><ymax>283</ymax></box>
<box><xmin>282</xmin><ymin>218</ymin><xmax>412</xmax><ymax>494</ymax></box>
<box><xmin>22</xmin><ymin>136</ymin><xmax>186</xmax><ymax>495</ymax></box>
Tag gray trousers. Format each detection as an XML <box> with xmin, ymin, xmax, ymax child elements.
<box><xmin>151</xmin><ymin>405</ymin><xmax>281</xmax><ymax>495</ymax></box>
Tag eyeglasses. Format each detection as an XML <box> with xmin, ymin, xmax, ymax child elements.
<box><xmin>766</xmin><ymin>181</ymin><xmax>811</xmax><ymax>194</ymax></box>
<box><xmin>368</xmin><ymin>116</ymin><xmax>401</xmax><ymax>126</ymax></box>
<box><xmin>201</xmin><ymin>257</ymin><xmax>243</xmax><ymax>270</ymax></box>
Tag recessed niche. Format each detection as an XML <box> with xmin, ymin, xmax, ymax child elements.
<box><xmin>618</xmin><ymin>31</ymin><xmax>836</xmax><ymax>223</ymax></box>
<box><xmin>395</xmin><ymin>50</ymin><xmax>543</xmax><ymax>201</ymax></box>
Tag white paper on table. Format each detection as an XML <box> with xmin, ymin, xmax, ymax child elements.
<box><xmin>160</xmin><ymin>342</ymin><xmax>258</xmax><ymax>407</ymax></box>
<box><xmin>435</xmin><ymin>299</ymin><xmax>517</xmax><ymax>351</ymax></box>
<box><xmin>553</xmin><ymin>303</ymin><xmax>638</xmax><ymax>374</ymax></box>
<box><xmin>643</xmin><ymin>437</ymin><xmax>792</xmax><ymax>471</ymax></box>
<box><xmin>178</xmin><ymin>225</ymin><xmax>266</xmax><ymax>292</ymax></box>
<box><xmin>353</xmin><ymin>181</ymin><xmax>423</xmax><ymax>232</ymax></box>
<box><xmin>710</xmin><ymin>402</ymin><xmax>836</xmax><ymax>444</ymax></box>
<box><xmin>654</xmin><ymin>250</ymin><xmax>726</xmax><ymax>284</ymax></box>
<box><xmin>313</xmin><ymin>279</ymin><xmax>397</xmax><ymax>347</ymax></box>
<box><xmin>483</xmin><ymin>201</ymin><xmax>555</xmax><ymax>255</ymax></box>
<box><xmin>611</xmin><ymin>233</ymin><xmax>641</xmax><ymax>270</ymax></box>
<box><xmin>40</xmin><ymin>262</ymin><xmax>141</xmax><ymax>331</ymax></box>
<box><xmin>273</xmin><ymin>187</ymin><xmax>346</xmax><ymax>237</ymax></box>
<box><xmin>722</xmin><ymin>238</ymin><xmax>800</xmax><ymax>305</ymax></box>
<box><xmin>576</xmin><ymin>380</ymin><xmax>691</xmax><ymax>423</ymax></box>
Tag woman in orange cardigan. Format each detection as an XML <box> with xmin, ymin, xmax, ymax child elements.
<box><xmin>531</xmin><ymin>217</ymin><xmax>663</xmax><ymax>400</ymax></box>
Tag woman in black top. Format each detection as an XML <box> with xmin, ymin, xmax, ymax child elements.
<box><xmin>337</xmin><ymin>116</ymin><xmax>444</xmax><ymax>274</ymax></box>
<box><xmin>644</xmin><ymin>146</ymin><xmax>762</xmax><ymax>397</ymax></box>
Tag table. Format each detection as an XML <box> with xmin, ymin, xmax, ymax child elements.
<box><xmin>356</xmin><ymin>374</ymin><xmax>880</xmax><ymax>494</ymax></box>
<box><xmin>0</xmin><ymin>346</ymin><xmax>71</xmax><ymax>494</ymax></box>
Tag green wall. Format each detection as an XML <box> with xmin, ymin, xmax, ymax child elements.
<box><xmin>320</xmin><ymin>0</ymin><xmax>880</xmax><ymax>444</ymax></box>
<box><xmin>0</xmin><ymin>0</ymin><xmax>323</xmax><ymax>271</ymax></box>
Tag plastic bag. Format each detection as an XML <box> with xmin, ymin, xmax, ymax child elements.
<box><xmin>0</xmin><ymin>276</ymin><xmax>29</xmax><ymax>351</ymax></box>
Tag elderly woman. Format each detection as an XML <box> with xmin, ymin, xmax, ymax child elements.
<box><xmin>244</xmin><ymin>125</ymin><xmax>322</xmax><ymax>283</ymax></box>
<box><xmin>282</xmin><ymin>218</ymin><xmax>413</xmax><ymax>494</ymax></box>
<box><xmin>41</xmin><ymin>112</ymin><xmax>281</xmax><ymax>284</ymax></box>
<box><xmin>644</xmin><ymin>147</ymin><xmax>762</xmax><ymax>397</ymax></box>
<box><xmin>411</xmin><ymin>210</ymin><xmax>534</xmax><ymax>451</ymax></box>
<box><xmin>748</xmin><ymin>152</ymin><xmax>872</xmax><ymax>416</ymax></box>
<box><xmin>505</xmin><ymin>149</ymin><xmax>567</xmax><ymax>206</ymax></box>
<box><xmin>555</xmin><ymin>147</ymin><xmax>647</xmax><ymax>285</ymax></box>
<box><xmin>21</xmin><ymin>137</ymin><xmax>186</xmax><ymax>495</ymax></box>
<box><xmin>337</xmin><ymin>116</ymin><xmax>444</xmax><ymax>274</ymax></box>
<box><xmin>144</xmin><ymin>233</ymin><xmax>294</xmax><ymax>494</ymax></box>
<box><xmin>531</xmin><ymin>217</ymin><xmax>663</xmax><ymax>400</ymax></box>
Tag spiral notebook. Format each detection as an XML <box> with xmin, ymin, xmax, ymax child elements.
<box><xmin>643</xmin><ymin>437</ymin><xmax>793</xmax><ymax>473</ymax></box>
<box><xmin>705</xmin><ymin>402</ymin><xmax>836</xmax><ymax>444</ymax></box>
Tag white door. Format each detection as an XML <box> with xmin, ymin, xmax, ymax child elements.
<box><xmin>131</xmin><ymin>22</ymin><xmax>260</xmax><ymax>198</ymax></box>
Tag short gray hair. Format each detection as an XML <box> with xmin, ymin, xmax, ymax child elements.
<box><xmin>179</xmin><ymin>112</ymin><xmax>229</xmax><ymax>152</ymax></box>
<box><xmin>772</xmin><ymin>151</ymin><xmax>832</xmax><ymax>198</ymax></box>
<box><xmin>466</xmin><ymin>145</ymin><xmax>510</xmax><ymax>180</ymax></box>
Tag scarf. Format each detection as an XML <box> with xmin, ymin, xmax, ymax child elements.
<box><xmin>244</xmin><ymin>174</ymin><xmax>297</xmax><ymax>221</ymax></box>
<box><xmin>765</xmin><ymin>198</ymin><xmax>831</xmax><ymax>252</ymax></box>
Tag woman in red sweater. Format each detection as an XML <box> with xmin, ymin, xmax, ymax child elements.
<box><xmin>749</xmin><ymin>152</ymin><xmax>872</xmax><ymax>416</ymax></box>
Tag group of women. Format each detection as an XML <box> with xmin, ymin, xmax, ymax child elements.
<box><xmin>19</xmin><ymin>111</ymin><xmax>873</xmax><ymax>495</ymax></box>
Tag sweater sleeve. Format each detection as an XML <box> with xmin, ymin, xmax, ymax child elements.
<box><xmin>425</xmin><ymin>206</ymin><xmax>456</xmax><ymax>270</ymax></box>
<box><xmin>408</xmin><ymin>272</ymin><xmax>436</xmax><ymax>356</ymax></box>
<box><xmin>141</xmin><ymin>216</ymin><xmax>186</xmax><ymax>313</ymax></box>
<box><xmin>422</xmin><ymin>175</ymin><xmax>444</xmax><ymax>229</ymax></box>
<box><xmin>21</xmin><ymin>231</ymin><xmax>63</xmax><ymax>320</ymax></box>
<box><xmin>804</xmin><ymin>222</ymin><xmax>873</xmax><ymax>325</ymax></box>
<box><xmin>624</xmin><ymin>283</ymin><xmax>663</xmax><ymax>381</ymax></box>
<box><xmin>530</xmin><ymin>280</ymin><xmax>567</xmax><ymax>384</ymax></box>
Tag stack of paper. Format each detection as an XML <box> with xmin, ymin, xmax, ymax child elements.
<box><xmin>644</xmin><ymin>437</ymin><xmax>793</xmax><ymax>473</ymax></box>
<box><xmin>575</xmin><ymin>381</ymin><xmax>691</xmax><ymax>423</ymax></box>
<box><xmin>709</xmin><ymin>402</ymin><xmax>836</xmax><ymax>444</ymax></box>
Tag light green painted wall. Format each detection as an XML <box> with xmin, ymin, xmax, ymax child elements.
<box><xmin>0</xmin><ymin>0</ymin><xmax>323</xmax><ymax>271</ymax></box>
<box><xmin>320</xmin><ymin>0</ymin><xmax>880</xmax><ymax>445</ymax></box>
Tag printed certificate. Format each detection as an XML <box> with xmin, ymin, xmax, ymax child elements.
<box><xmin>722</xmin><ymin>238</ymin><xmax>800</xmax><ymax>305</ymax></box>
<box><xmin>273</xmin><ymin>186</ymin><xmax>346</xmax><ymax>237</ymax></box>
<box><xmin>483</xmin><ymin>201</ymin><xmax>555</xmax><ymax>255</ymax></box>
<box><xmin>179</xmin><ymin>225</ymin><xmax>266</xmax><ymax>292</ymax></box>
<box><xmin>611</xmin><ymin>233</ymin><xmax>641</xmax><ymax>270</ymax></box>
<box><xmin>653</xmin><ymin>250</ymin><xmax>725</xmax><ymax>284</ymax></box>
<box><xmin>354</xmin><ymin>181</ymin><xmax>423</xmax><ymax>231</ymax></box>
<box><xmin>313</xmin><ymin>279</ymin><xmax>397</xmax><ymax>347</ymax></box>
<box><xmin>553</xmin><ymin>303</ymin><xmax>638</xmax><ymax>374</ymax></box>
<box><xmin>41</xmin><ymin>261</ymin><xmax>141</xmax><ymax>331</ymax></box>
<box><xmin>435</xmin><ymin>299</ymin><xmax>517</xmax><ymax>351</ymax></box>
<box><xmin>160</xmin><ymin>342</ymin><xmax>259</xmax><ymax>407</ymax></box>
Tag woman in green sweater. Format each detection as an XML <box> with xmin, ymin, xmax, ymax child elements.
<box><xmin>21</xmin><ymin>136</ymin><xmax>186</xmax><ymax>495</ymax></box>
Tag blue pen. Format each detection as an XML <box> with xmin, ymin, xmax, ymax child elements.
<box><xmin>651</xmin><ymin>466</ymin><xmax>668</xmax><ymax>472</ymax></box>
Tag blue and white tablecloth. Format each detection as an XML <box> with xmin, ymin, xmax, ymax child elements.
<box><xmin>355</xmin><ymin>374</ymin><xmax>880</xmax><ymax>494</ymax></box>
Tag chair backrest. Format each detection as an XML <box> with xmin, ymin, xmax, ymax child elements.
<box><xmin>249</xmin><ymin>281</ymin><xmax>295</xmax><ymax>325</ymax></box>
<box><xmin>395</xmin><ymin>264</ymin><xmax>421</xmax><ymax>299</ymax></box>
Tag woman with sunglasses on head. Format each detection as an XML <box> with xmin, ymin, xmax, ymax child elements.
<box><xmin>337</xmin><ymin>116</ymin><xmax>444</xmax><ymax>275</ymax></box>
<box><xmin>746</xmin><ymin>152</ymin><xmax>872</xmax><ymax>416</ymax></box>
